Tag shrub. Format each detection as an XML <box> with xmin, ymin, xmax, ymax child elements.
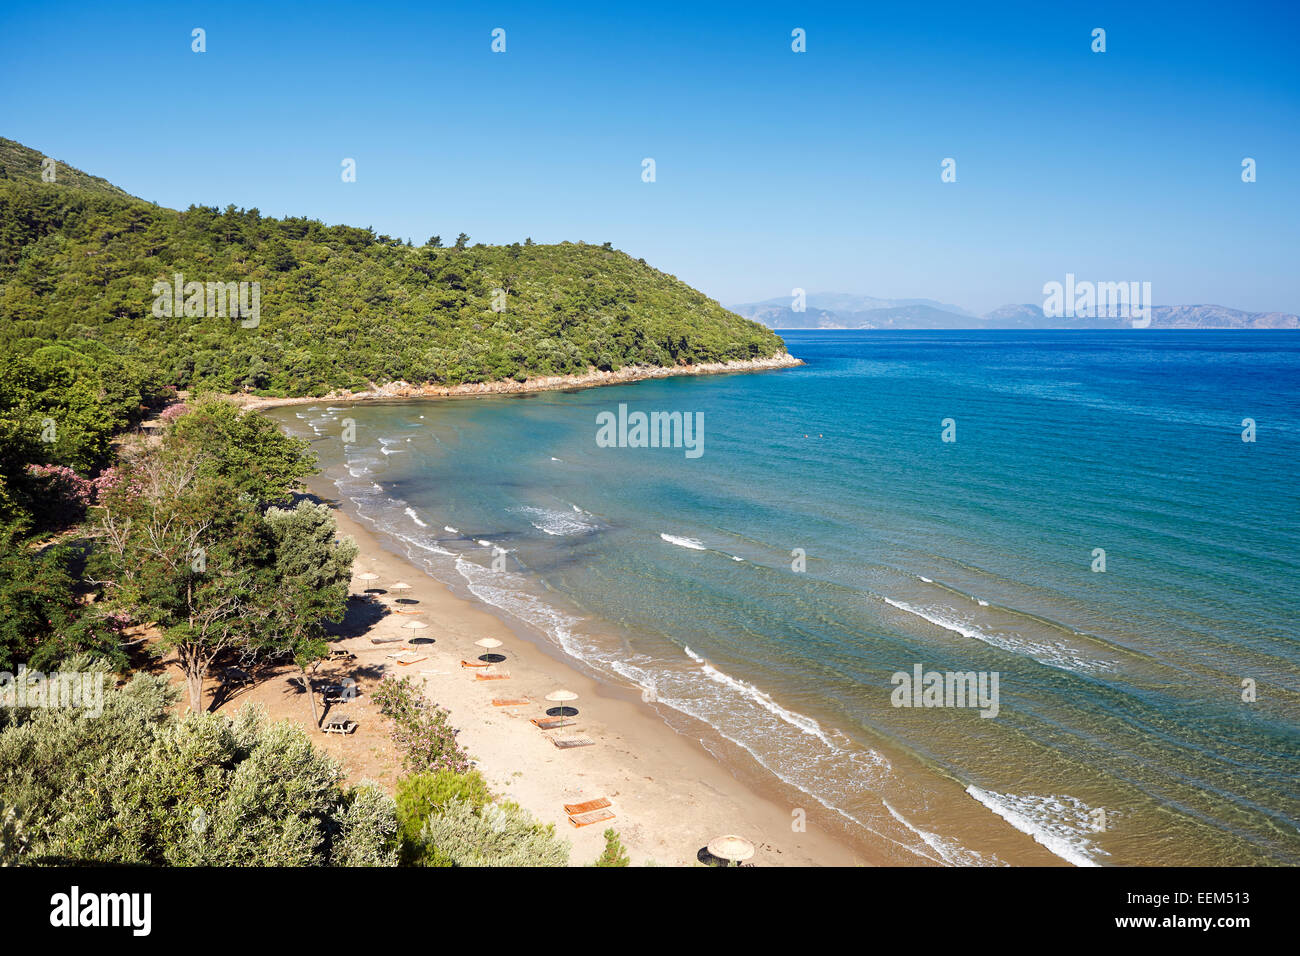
<box><xmin>372</xmin><ymin>675</ymin><xmax>471</xmax><ymax>774</ymax></box>
<box><xmin>331</xmin><ymin>783</ymin><xmax>399</xmax><ymax>866</ymax></box>
<box><xmin>0</xmin><ymin>676</ymin><xmax>397</xmax><ymax>866</ymax></box>
<box><xmin>413</xmin><ymin>797</ymin><xmax>569</xmax><ymax>868</ymax></box>
<box><xmin>395</xmin><ymin>769</ymin><xmax>491</xmax><ymax>863</ymax></box>
<box><xmin>593</xmin><ymin>827</ymin><xmax>630</xmax><ymax>867</ymax></box>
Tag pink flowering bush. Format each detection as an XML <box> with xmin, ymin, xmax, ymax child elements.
<box><xmin>372</xmin><ymin>675</ymin><xmax>471</xmax><ymax>774</ymax></box>
<box><xmin>158</xmin><ymin>402</ymin><xmax>189</xmax><ymax>423</ymax></box>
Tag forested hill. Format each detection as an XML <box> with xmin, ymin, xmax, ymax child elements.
<box><xmin>0</xmin><ymin>137</ymin><xmax>787</xmax><ymax>397</ymax></box>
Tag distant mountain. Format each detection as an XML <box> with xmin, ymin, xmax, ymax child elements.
<box><xmin>731</xmin><ymin>293</ymin><xmax>979</xmax><ymax>330</ymax></box>
<box><xmin>981</xmin><ymin>304</ymin><xmax>1300</xmax><ymax>330</ymax></box>
<box><xmin>733</xmin><ymin>293</ymin><xmax>1298</xmax><ymax>330</ymax></box>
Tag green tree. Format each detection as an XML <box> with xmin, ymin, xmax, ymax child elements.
<box><xmin>261</xmin><ymin>501</ymin><xmax>358</xmax><ymax>728</ymax></box>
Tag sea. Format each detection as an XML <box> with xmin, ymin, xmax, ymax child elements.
<box><xmin>267</xmin><ymin>330</ymin><xmax>1300</xmax><ymax>866</ymax></box>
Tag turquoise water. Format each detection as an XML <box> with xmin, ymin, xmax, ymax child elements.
<box><xmin>271</xmin><ymin>330</ymin><xmax>1300</xmax><ymax>866</ymax></box>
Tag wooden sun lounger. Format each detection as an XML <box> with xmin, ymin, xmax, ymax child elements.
<box><xmin>460</xmin><ymin>659</ymin><xmax>491</xmax><ymax>668</ymax></box>
<box><xmin>563</xmin><ymin>797</ymin><xmax>612</xmax><ymax>816</ymax></box>
<box><xmin>531</xmin><ymin>716</ymin><xmax>575</xmax><ymax>730</ymax></box>
<box><xmin>568</xmin><ymin>808</ymin><xmax>616</xmax><ymax>828</ymax></box>
<box><xmin>388</xmin><ymin>651</ymin><xmax>427</xmax><ymax>665</ymax></box>
<box><xmin>492</xmin><ymin>698</ymin><xmax>531</xmax><ymax>707</ymax></box>
<box><xmin>551</xmin><ymin>736</ymin><xmax>594</xmax><ymax>749</ymax></box>
<box><xmin>475</xmin><ymin>671</ymin><xmax>510</xmax><ymax>681</ymax></box>
<box><xmin>371</xmin><ymin>636</ymin><xmax>404</xmax><ymax>645</ymax></box>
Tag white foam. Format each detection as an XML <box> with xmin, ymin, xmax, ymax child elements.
<box><xmin>881</xmin><ymin>596</ymin><xmax>1110</xmax><ymax>674</ymax></box>
<box><xmin>404</xmin><ymin>507</ymin><xmax>427</xmax><ymax>528</ymax></box>
<box><xmin>444</xmin><ymin>526</ymin><xmax>459</xmax><ymax>534</ymax></box>
<box><xmin>884</xmin><ymin>800</ymin><xmax>1003</xmax><ymax>867</ymax></box>
<box><xmin>684</xmin><ymin>646</ymin><xmax>840</xmax><ymax>751</ymax></box>
<box><xmin>965</xmin><ymin>786</ymin><xmax>1108</xmax><ymax>867</ymax></box>
<box><xmin>476</xmin><ymin>539</ymin><xmax>493</xmax><ymax>547</ymax></box>
<box><xmin>660</xmin><ymin>533</ymin><xmax>707</xmax><ymax>551</ymax></box>
<box><xmin>514</xmin><ymin>506</ymin><xmax>595</xmax><ymax>537</ymax></box>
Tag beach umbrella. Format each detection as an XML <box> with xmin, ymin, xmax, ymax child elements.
<box><xmin>357</xmin><ymin>571</ymin><xmax>380</xmax><ymax>592</ymax></box>
<box><xmin>545</xmin><ymin>689</ymin><xmax>578</xmax><ymax>718</ymax></box>
<box><xmin>706</xmin><ymin>834</ymin><xmax>755</xmax><ymax>868</ymax></box>
<box><xmin>475</xmin><ymin>637</ymin><xmax>504</xmax><ymax>663</ymax></box>
<box><xmin>400</xmin><ymin>620</ymin><xmax>428</xmax><ymax>632</ymax></box>
<box><xmin>389</xmin><ymin>581</ymin><xmax>417</xmax><ymax>605</ymax></box>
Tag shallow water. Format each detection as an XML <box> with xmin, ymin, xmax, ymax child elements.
<box><xmin>269</xmin><ymin>330</ymin><xmax>1300</xmax><ymax>866</ymax></box>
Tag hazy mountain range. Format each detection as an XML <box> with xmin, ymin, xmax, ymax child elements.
<box><xmin>731</xmin><ymin>293</ymin><xmax>1299</xmax><ymax>330</ymax></box>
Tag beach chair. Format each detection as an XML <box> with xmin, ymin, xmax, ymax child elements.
<box><xmin>475</xmin><ymin>671</ymin><xmax>511</xmax><ymax>681</ymax></box>
<box><xmin>387</xmin><ymin>651</ymin><xmax>427</xmax><ymax>665</ymax></box>
<box><xmin>370</xmin><ymin>636</ymin><xmax>404</xmax><ymax>645</ymax></box>
<box><xmin>492</xmin><ymin>698</ymin><xmax>531</xmax><ymax>707</ymax></box>
<box><xmin>551</xmin><ymin>736</ymin><xmax>594</xmax><ymax>749</ymax></box>
<box><xmin>530</xmin><ymin>716</ymin><xmax>575</xmax><ymax>730</ymax></box>
<box><xmin>460</xmin><ymin>659</ymin><xmax>491</xmax><ymax>668</ymax></box>
<box><xmin>563</xmin><ymin>797</ymin><xmax>612</xmax><ymax>815</ymax></box>
<box><xmin>568</xmin><ymin>808</ymin><xmax>616</xmax><ymax>828</ymax></box>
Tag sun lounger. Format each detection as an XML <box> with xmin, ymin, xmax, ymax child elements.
<box><xmin>387</xmin><ymin>651</ymin><xmax>426</xmax><ymax>665</ymax></box>
<box><xmin>370</xmin><ymin>636</ymin><xmax>404</xmax><ymax>645</ymax></box>
<box><xmin>475</xmin><ymin>671</ymin><xmax>510</xmax><ymax>681</ymax></box>
<box><xmin>492</xmin><ymin>698</ymin><xmax>531</xmax><ymax>707</ymax></box>
<box><xmin>568</xmin><ymin>808</ymin><xmax>616</xmax><ymax>827</ymax></box>
<box><xmin>460</xmin><ymin>659</ymin><xmax>491</xmax><ymax>668</ymax></box>
<box><xmin>531</xmin><ymin>716</ymin><xmax>575</xmax><ymax>730</ymax></box>
<box><xmin>563</xmin><ymin>797</ymin><xmax>612</xmax><ymax>815</ymax></box>
<box><xmin>551</xmin><ymin>736</ymin><xmax>594</xmax><ymax>749</ymax></box>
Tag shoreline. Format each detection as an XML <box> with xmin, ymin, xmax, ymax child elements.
<box><xmin>318</xmin><ymin>489</ymin><xmax>878</xmax><ymax>867</ymax></box>
<box><xmin>225</xmin><ymin>353</ymin><xmax>803</xmax><ymax>411</ymax></box>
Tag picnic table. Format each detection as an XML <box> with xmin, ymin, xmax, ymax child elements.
<box><xmin>322</xmin><ymin>712</ymin><xmax>356</xmax><ymax>735</ymax></box>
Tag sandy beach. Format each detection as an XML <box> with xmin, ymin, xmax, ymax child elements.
<box><xmin>313</xmin><ymin>499</ymin><xmax>875</xmax><ymax>867</ymax></box>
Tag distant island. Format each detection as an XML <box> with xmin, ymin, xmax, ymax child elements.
<box><xmin>732</xmin><ymin>292</ymin><xmax>1299</xmax><ymax>330</ymax></box>
<box><xmin>0</xmin><ymin>137</ymin><xmax>790</xmax><ymax>399</ymax></box>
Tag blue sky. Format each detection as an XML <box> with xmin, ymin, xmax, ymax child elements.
<box><xmin>2</xmin><ymin>0</ymin><xmax>1297</xmax><ymax>313</ymax></box>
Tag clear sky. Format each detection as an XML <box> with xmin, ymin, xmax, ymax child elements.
<box><xmin>2</xmin><ymin>0</ymin><xmax>1297</xmax><ymax>314</ymax></box>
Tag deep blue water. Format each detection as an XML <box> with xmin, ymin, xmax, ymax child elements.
<box><xmin>272</xmin><ymin>330</ymin><xmax>1300</xmax><ymax>865</ymax></box>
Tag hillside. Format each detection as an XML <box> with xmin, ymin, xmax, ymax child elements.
<box><xmin>0</xmin><ymin>138</ymin><xmax>787</xmax><ymax>397</ymax></box>
<box><xmin>0</xmin><ymin>136</ymin><xmax>138</xmax><ymax>199</ymax></box>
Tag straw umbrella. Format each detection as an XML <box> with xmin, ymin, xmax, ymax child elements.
<box><xmin>357</xmin><ymin>571</ymin><xmax>380</xmax><ymax>593</ymax></box>
<box><xmin>706</xmin><ymin>835</ymin><xmax>755</xmax><ymax>868</ymax></box>
<box><xmin>389</xmin><ymin>581</ymin><xmax>414</xmax><ymax>604</ymax></box>
<box><xmin>475</xmin><ymin>637</ymin><xmax>504</xmax><ymax>663</ymax></box>
<box><xmin>545</xmin><ymin>689</ymin><xmax>578</xmax><ymax>719</ymax></box>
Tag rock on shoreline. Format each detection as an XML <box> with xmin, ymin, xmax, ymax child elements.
<box><xmin>227</xmin><ymin>352</ymin><xmax>804</xmax><ymax>410</ymax></box>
